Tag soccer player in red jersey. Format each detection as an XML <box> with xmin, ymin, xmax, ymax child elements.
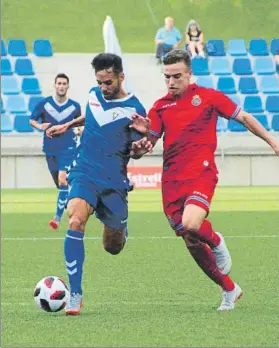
<box><xmin>130</xmin><ymin>49</ymin><xmax>279</xmax><ymax>311</ymax></box>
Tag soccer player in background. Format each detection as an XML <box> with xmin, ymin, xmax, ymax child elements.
<box><xmin>46</xmin><ymin>53</ymin><xmax>146</xmax><ymax>315</ymax></box>
<box><xmin>29</xmin><ymin>73</ymin><xmax>81</xmax><ymax>230</ymax></box>
<box><xmin>130</xmin><ymin>49</ymin><xmax>279</xmax><ymax>311</ymax></box>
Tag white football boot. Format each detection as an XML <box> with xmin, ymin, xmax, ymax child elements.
<box><xmin>217</xmin><ymin>283</ymin><xmax>243</xmax><ymax>311</ymax></box>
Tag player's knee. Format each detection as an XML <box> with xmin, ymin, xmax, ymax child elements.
<box><xmin>58</xmin><ymin>174</ymin><xmax>67</xmax><ymax>186</ymax></box>
<box><xmin>182</xmin><ymin>218</ymin><xmax>200</xmax><ymax>236</ymax></box>
<box><xmin>69</xmin><ymin>214</ymin><xmax>86</xmax><ymax>232</ymax></box>
<box><xmin>59</xmin><ymin>178</ymin><xmax>67</xmax><ymax>186</ymax></box>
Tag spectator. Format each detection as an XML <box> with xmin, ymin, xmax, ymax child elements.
<box><xmin>155</xmin><ymin>17</ymin><xmax>183</xmax><ymax>64</ymax></box>
<box><xmin>185</xmin><ymin>19</ymin><xmax>205</xmax><ymax>57</ymax></box>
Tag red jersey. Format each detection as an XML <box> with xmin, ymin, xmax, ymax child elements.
<box><xmin>148</xmin><ymin>84</ymin><xmax>240</xmax><ymax>181</ymax></box>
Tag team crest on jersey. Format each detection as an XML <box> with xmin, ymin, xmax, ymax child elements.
<box><xmin>191</xmin><ymin>94</ymin><xmax>201</xmax><ymax>106</ymax></box>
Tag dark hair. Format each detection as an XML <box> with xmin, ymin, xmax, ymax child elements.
<box><xmin>91</xmin><ymin>53</ymin><xmax>123</xmax><ymax>74</ymax></box>
<box><xmin>55</xmin><ymin>73</ymin><xmax>69</xmax><ymax>83</ymax></box>
<box><xmin>163</xmin><ymin>49</ymin><xmax>191</xmax><ymax>68</ymax></box>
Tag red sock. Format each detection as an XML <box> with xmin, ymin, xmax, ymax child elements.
<box><xmin>196</xmin><ymin>219</ymin><xmax>221</xmax><ymax>249</ymax></box>
<box><xmin>183</xmin><ymin>235</ymin><xmax>235</xmax><ymax>291</ymax></box>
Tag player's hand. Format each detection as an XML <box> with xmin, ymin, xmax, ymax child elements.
<box><xmin>74</xmin><ymin>126</ymin><xmax>84</xmax><ymax>137</ymax></box>
<box><xmin>46</xmin><ymin>124</ymin><xmax>69</xmax><ymax>138</ymax></box>
<box><xmin>40</xmin><ymin>123</ymin><xmax>52</xmax><ymax>131</ymax></box>
<box><xmin>130</xmin><ymin>137</ymin><xmax>153</xmax><ymax>158</ymax></box>
<box><xmin>129</xmin><ymin>114</ymin><xmax>150</xmax><ymax>135</ymax></box>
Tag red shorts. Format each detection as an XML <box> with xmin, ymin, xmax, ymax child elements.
<box><xmin>162</xmin><ymin>170</ymin><xmax>218</xmax><ymax>236</ymax></box>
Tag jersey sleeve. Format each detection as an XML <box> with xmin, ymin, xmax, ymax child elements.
<box><xmin>74</xmin><ymin>103</ymin><xmax>82</xmax><ymax>118</ymax></box>
<box><xmin>30</xmin><ymin>100</ymin><xmax>45</xmax><ymax>121</ymax></box>
<box><xmin>211</xmin><ymin>90</ymin><xmax>241</xmax><ymax>120</ymax></box>
<box><xmin>148</xmin><ymin>104</ymin><xmax>164</xmax><ymax>138</ymax></box>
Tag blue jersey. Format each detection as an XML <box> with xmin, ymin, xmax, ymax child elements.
<box><xmin>30</xmin><ymin>96</ymin><xmax>81</xmax><ymax>155</ymax></box>
<box><xmin>69</xmin><ymin>87</ymin><xmax>146</xmax><ymax>190</ymax></box>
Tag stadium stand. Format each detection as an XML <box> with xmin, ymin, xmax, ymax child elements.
<box><xmin>227</xmin><ymin>39</ymin><xmax>247</xmax><ymax>56</ymax></box>
<box><xmin>217</xmin><ymin>77</ymin><xmax>237</xmax><ymax>94</ymax></box>
<box><xmin>1</xmin><ymin>37</ymin><xmax>279</xmax><ymax>135</ymax></box>
<box><xmin>238</xmin><ymin>77</ymin><xmax>258</xmax><ymax>94</ymax></box>
<box><xmin>14</xmin><ymin>115</ymin><xmax>34</xmax><ymax>132</ymax></box>
<box><xmin>1</xmin><ymin>76</ymin><xmax>21</xmax><ymax>95</ymax></box>
<box><xmin>233</xmin><ymin>58</ymin><xmax>252</xmax><ymax>75</ymax></box>
<box><xmin>191</xmin><ymin>57</ymin><xmax>209</xmax><ymax>75</ymax></box>
<box><xmin>243</xmin><ymin>96</ymin><xmax>264</xmax><ymax>113</ymax></box>
<box><xmin>33</xmin><ymin>39</ymin><xmax>53</xmax><ymax>57</ymax></box>
<box><xmin>1</xmin><ymin>39</ymin><xmax>7</xmax><ymax>56</ymax></box>
<box><xmin>211</xmin><ymin>58</ymin><xmax>231</xmax><ymax>75</ymax></box>
<box><xmin>196</xmin><ymin>76</ymin><xmax>214</xmax><ymax>88</ymax></box>
<box><xmin>254</xmin><ymin>57</ymin><xmax>275</xmax><ymax>75</ymax></box>
<box><xmin>1</xmin><ymin>58</ymin><xmax>13</xmax><ymax>75</ymax></box>
<box><xmin>1</xmin><ymin>39</ymin><xmax>54</xmax><ymax>132</ymax></box>
<box><xmin>249</xmin><ymin>39</ymin><xmax>269</xmax><ymax>56</ymax></box>
<box><xmin>271</xmin><ymin>114</ymin><xmax>279</xmax><ymax>131</ymax></box>
<box><xmin>1</xmin><ymin>114</ymin><xmax>13</xmax><ymax>132</ymax></box>
<box><xmin>22</xmin><ymin>77</ymin><xmax>42</xmax><ymax>95</ymax></box>
<box><xmin>6</xmin><ymin>95</ymin><xmax>28</xmax><ymax>114</ymax></box>
<box><xmin>15</xmin><ymin>58</ymin><xmax>35</xmax><ymax>76</ymax></box>
<box><xmin>206</xmin><ymin>39</ymin><xmax>226</xmax><ymax>56</ymax></box>
<box><xmin>8</xmin><ymin>39</ymin><xmax>28</xmax><ymax>56</ymax></box>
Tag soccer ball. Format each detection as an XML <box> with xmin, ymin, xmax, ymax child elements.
<box><xmin>34</xmin><ymin>276</ymin><xmax>69</xmax><ymax>312</ymax></box>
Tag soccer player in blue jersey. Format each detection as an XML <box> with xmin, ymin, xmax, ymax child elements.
<box><xmin>29</xmin><ymin>74</ymin><xmax>81</xmax><ymax>230</ymax></box>
<box><xmin>46</xmin><ymin>53</ymin><xmax>147</xmax><ymax>315</ymax></box>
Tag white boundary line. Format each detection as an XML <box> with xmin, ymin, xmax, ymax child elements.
<box><xmin>1</xmin><ymin>235</ymin><xmax>279</xmax><ymax>241</ymax></box>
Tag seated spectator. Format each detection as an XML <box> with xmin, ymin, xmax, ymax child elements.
<box><xmin>155</xmin><ymin>17</ymin><xmax>182</xmax><ymax>64</ymax></box>
<box><xmin>185</xmin><ymin>19</ymin><xmax>205</xmax><ymax>57</ymax></box>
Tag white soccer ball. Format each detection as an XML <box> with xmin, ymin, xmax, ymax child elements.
<box><xmin>33</xmin><ymin>276</ymin><xmax>69</xmax><ymax>312</ymax></box>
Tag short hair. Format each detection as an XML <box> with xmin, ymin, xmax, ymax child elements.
<box><xmin>91</xmin><ymin>53</ymin><xmax>123</xmax><ymax>75</ymax></box>
<box><xmin>163</xmin><ymin>49</ymin><xmax>191</xmax><ymax>68</ymax></box>
<box><xmin>55</xmin><ymin>73</ymin><xmax>69</xmax><ymax>83</ymax></box>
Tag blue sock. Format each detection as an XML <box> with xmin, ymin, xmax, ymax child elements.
<box><xmin>55</xmin><ymin>185</ymin><xmax>68</xmax><ymax>222</ymax></box>
<box><xmin>64</xmin><ymin>230</ymin><xmax>85</xmax><ymax>295</ymax></box>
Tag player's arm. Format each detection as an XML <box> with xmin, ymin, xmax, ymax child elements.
<box><xmin>73</xmin><ymin>103</ymin><xmax>84</xmax><ymax>136</ymax></box>
<box><xmin>29</xmin><ymin>101</ymin><xmax>51</xmax><ymax>131</ymax></box>
<box><xmin>46</xmin><ymin>115</ymin><xmax>85</xmax><ymax>138</ymax></box>
<box><xmin>213</xmin><ymin>91</ymin><xmax>279</xmax><ymax>156</ymax></box>
<box><xmin>235</xmin><ymin>110</ymin><xmax>279</xmax><ymax>155</ymax></box>
<box><xmin>130</xmin><ymin>105</ymin><xmax>163</xmax><ymax>159</ymax></box>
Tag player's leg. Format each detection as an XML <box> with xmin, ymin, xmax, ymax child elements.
<box><xmin>49</xmin><ymin>170</ymin><xmax>68</xmax><ymax>230</ymax></box>
<box><xmin>182</xmin><ymin>174</ymin><xmax>232</xmax><ymax>274</ymax></box>
<box><xmin>181</xmin><ymin>183</ymin><xmax>242</xmax><ymax>310</ymax></box>
<box><xmin>45</xmin><ymin>155</ymin><xmax>59</xmax><ymax>188</ymax></box>
<box><xmin>64</xmin><ymin>197</ymin><xmax>93</xmax><ymax>315</ymax></box>
<box><xmin>63</xmin><ymin>175</ymin><xmax>97</xmax><ymax>315</ymax></box>
<box><xmin>162</xmin><ymin>180</ymin><xmax>242</xmax><ymax>310</ymax></box>
<box><xmin>49</xmin><ymin>152</ymin><xmax>74</xmax><ymax>230</ymax></box>
<box><xmin>96</xmin><ymin>189</ymin><xmax>128</xmax><ymax>255</ymax></box>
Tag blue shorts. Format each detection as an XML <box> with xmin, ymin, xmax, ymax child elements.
<box><xmin>46</xmin><ymin>150</ymin><xmax>74</xmax><ymax>173</ymax></box>
<box><xmin>67</xmin><ymin>174</ymin><xmax>128</xmax><ymax>230</ymax></box>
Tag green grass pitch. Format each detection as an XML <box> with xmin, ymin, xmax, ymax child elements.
<box><xmin>1</xmin><ymin>187</ymin><xmax>279</xmax><ymax>347</ymax></box>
